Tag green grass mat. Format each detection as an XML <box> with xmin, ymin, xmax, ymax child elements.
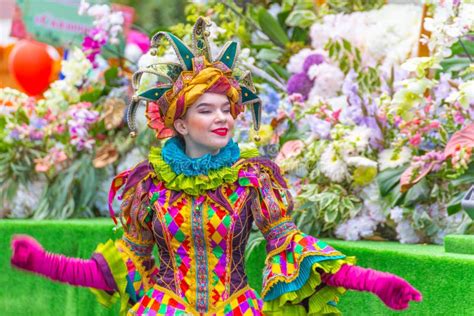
<box><xmin>1</xmin><ymin>219</ymin><xmax>473</xmax><ymax>315</ymax></box>
<box><xmin>444</xmin><ymin>234</ymin><xmax>474</xmax><ymax>255</ymax></box>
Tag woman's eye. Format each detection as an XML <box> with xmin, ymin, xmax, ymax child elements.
<box><xmin>223</xmin><ymin>108</ymin><xmax>231</xmax><ymax>113</ymax></box>
<box><xmin>199</xmin><ymin>111</ymin><xmax>211</xmax><ymax>114</ymax></box>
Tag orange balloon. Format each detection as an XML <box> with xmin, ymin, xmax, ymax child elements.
<box><xmin>8</xmin><ymin>40</ymin><xmax>55</xmax><ymax>96</ymax></box>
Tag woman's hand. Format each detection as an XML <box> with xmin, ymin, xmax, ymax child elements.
<box><xmin>322</xmin><ymin>264</ymin><xmax>422</xmax><ymax>310</ymax></box>
<box><xmin>11</xmin><ymin>234</ymin><xmax>45</xmax><ymax>272</ymax></box>
<box><xmin>371</xmin><ymin>271</ymin><xmax>422</xmax><ymax>310</ymax></box>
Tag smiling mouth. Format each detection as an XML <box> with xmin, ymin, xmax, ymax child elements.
<box><xmin>212</xmin><ymin>128</ymin><xmax>228</xmax><ymax>136</ymax></box>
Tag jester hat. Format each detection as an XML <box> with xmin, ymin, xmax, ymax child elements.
<box><xmin>127</xmin><ymin>17</ymin><xmax>262</xmax><ymax>139</ymax></box>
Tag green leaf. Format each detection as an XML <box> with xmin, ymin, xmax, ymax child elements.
<box><xmin>342</xmin><ymin>38</ymin><xmax>352</xmax><ymax>52</ymax></box>
<box><xmin>386</xmin><ymin>183</ymin><xmax>405</xmax><ymax>207</ymax></box>
<box><xmin>450</xmin><ymin>39</ymin><xmax>474</xmax><ymax>56</ymax></box>
<box><xmin>324</xmin><ymin>207</ymin><xmax>338</xmax><ymax>223</ymax></box>
<box><xmin>319</xmin><ymin>192</ymin><xmax>338</xmax><ymax>210</ymax></box>
<box><xmin>245</xmin><ymin>232</ymin><xmax>265</xmax><ymax>262</ymax></box>
<box><xmin>104</xmin><ymin>66</ymin><xmax>119</xmax><ymax>87</ymax></box>
<box><xmin>447</xmin><ymin>191</ymin><xmax>464</xmax><ymax>215</ymax></box>
<box><xmin>258</xmin><ymin>8</ymin><xmax>289</xmax><ymax>47</ymax></box>
<box><xmin>377</xmin><ymin>166</ymin><xmax>407</xmax><ymax>197</ymax></box>
<box><xmin>256</xmin><ymin>48</ymin><xmax>283</xmax><ymax>61</ymax></box>
<box><xmin>80</xmin><ymin>88</ymin><xmax>104</xmax><ymax>103</ymax></box>
<box><xmin>440</xmin><ymin>57</ymin><xmax>471</xmax><ymax>74</ymax></box>
<box><xmin>281</xmin><ymin>0</ymin><xmax>296</xmax><ymax>12</ymax></box>
<box><xmin>269</xmin><ymin>63</ymin><xmax>290</xmax><ymax>81</ymax></box>
<box><xmin>451</xmin><ymin>162</ymin><xmax>474</xmax><ymax>186</ymax></box>
<box><xmin>291</xmin><ymin>27</ymin><xmax>309</xmax><ymax>42</ymax></box>
<box><xmin>285</xmin><ymin>10</ymin><xmax>317</xmax><ymax>28</ymax></box>
<box><xmin>403</xmin><ymin>178</ymin><xmax>430</xmax><ymax>207</ymax></box>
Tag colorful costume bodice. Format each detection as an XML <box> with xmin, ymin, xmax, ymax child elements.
<box><xmin>90</xmin><ymin>139</ymin><xmax>353</xmax><ymax>316</ymax></box>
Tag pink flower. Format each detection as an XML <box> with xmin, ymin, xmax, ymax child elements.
<box><xmin>409</xmin><ymin>133</ymin><xmax>422</xmax><ymax>147</ymax></box>
<box><xmin>429</xmin><ymin>121</ymin><xmax>440</xmax><ymax>129</ymax></box>
<box><xmin>55</xmin><ymin>124</ymin><xmax>66</xmax><ymax>134</ymax></box>
<box><xmin>454</xmin><ymin>111</ymin><xmax>465</xmax><ymax>125</ymax></box>
<box><xmin>34</xmin><ymin>157</ymin><xmax>51</xmax><ymax>173</ymax></box>
<box><xmin>127</xmin><ymin>30</ymin><xmax>150</xmax><ymax>53</ymax></box>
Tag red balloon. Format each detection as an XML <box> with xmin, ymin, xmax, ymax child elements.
<box><xmin>8</xmin><ymin>40</ymin><xmax>55</xmax><ymax>96</ymax></box>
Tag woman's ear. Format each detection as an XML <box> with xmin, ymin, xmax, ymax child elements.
<box><xmin>173</xmin><ymin>118</ymin><xmax>188</xmax><ymax>136</ymax></box>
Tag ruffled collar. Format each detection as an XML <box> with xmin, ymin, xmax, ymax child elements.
<box><xmin>148</xmin><ymin>139</ymin><xmax>260</xmax><ymax>195</ymax></box>
<box><xmin>161</xmin><ymin>136</ymin><xmax>241</xmax><ymax>176</ymax></box>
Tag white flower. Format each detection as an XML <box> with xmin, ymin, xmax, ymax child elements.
<box><xmin>335</xmin><ymin>215</ymin><xmax>378</xmax><ymax>241</ymax></box>
<box><xmin>389</xmin><ymin>206</ymin><xmax>404</xmax><ymax>223</ymax></box>
<box><xmin>309</xmin><ymin>4</ymin><xmax>421</xmax><ymax>66</ymax></box>
<box><xmin>307</xmin><ymin>63</ymin><xmax>344</xmax><ymax>99</ymax></box>
<box><xmin>286</xmin><ymin>48</ymin><xmax>315</xmax><ymax>74</ymax></box>
<box><xmin>125</xmin><ymin>44</ymin><xmax>143</xmax><ymax>64</ymax></box>
<box><xmin>78</xmin><ymin>0</ymin><xmax>90</xmax><ymax>15</ymax></box>
<box><xmin>61</xmin><ymin>48</ymin><xmax>92</xmax><ymax>86</ymax></box>
<box><xmin>345</xmin><ymin>156</ymin><xmax>377</xmax><ymax>168</ymax></box>
<box><xmin>345</xmin><ymin>126</ymin><xmax>372</xmax><ymax>152</ymax></box>
<box><xmin>7</xmin><ymin>180</ymin><xmax>47</xmax><ymax>218</ymax></box>
<box><xmin>237</xmin><ymin>48</ymin><xmax>255</xmax><ymax>66</ymax></box>
<box><xmin>396</xmin><ymin>220</ymin><xmax>420</xmax><ymax>244</ymax></box>
<box><xmin>378</xmin><ymin>146</ymin><xmax>411</xmax><ymax>171</ymax></box>
<box><xmin>319</xmin><ymin>144</ymin><xmax>349</xmax><ymax>182</ymax></box>
<box><xmin>360</xmin><ymin>182</ymin><xmax>385</xmax><ymax>222</ymax></box>
<box><xmin>447</xmin><ymin>80</ymin><xmax>474</xmax><ymax>108</ymax></box>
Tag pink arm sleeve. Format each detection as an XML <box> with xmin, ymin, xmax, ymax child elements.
<box><xmin>11</xmin><ymin>235</ymin><xmax>115</xmax><ymax>291</ymax></box>
<box><xmin>322</xmin><ymin>264</ymin><xmax>422</xmax><ymax>310</ymax></box>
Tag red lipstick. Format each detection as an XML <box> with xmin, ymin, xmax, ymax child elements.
<box><xmin>212</xmin><ymin>128</ymin><xmax>228</xmax><ymax>136</ymax></box>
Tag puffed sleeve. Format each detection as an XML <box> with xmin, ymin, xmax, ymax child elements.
<box><xmin>238</xmin><ymin>158</ymin><xmax>356</xmax><ymax>315</ymax></box>
<box><xmin>90</xmin><ymin>162</ymin><xmax>159</xmax><ymax>314</ymax></box>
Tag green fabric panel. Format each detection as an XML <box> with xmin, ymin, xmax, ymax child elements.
<box><xmin>444</xmin><ymin>234</ymin><xmax>474</xmax><ymax>255</ymax></box>
<box><xmin>139</xmin><ymin>87</ymin><xmax>170</xmax><ymax>101</ymax></box>
<box><xmin>240</xmin><ymin>86</ymin><xmax>259</xmax><ymax>104</ymax></box>
<box><xmin>219</xmin><ymin>42</ymin><xmax>237</xmax><ymax>69</ymax></box>
<box><xmin>168</xmin><ymin>33</ymin><xmax>193</xmax><ymax>70</ymax></box>
<box><xmin>1</xmin><ymin>220</ymin><xmax>473</xmax><ymax>315</ymax></box>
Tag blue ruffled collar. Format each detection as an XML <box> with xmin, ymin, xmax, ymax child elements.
<box><xmin>161</xmin><ymin>136</ymin><xmax>241</xmax><ymax>176</ymax></box>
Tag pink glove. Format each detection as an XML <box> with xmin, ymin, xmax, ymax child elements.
<box><xmin>322</xmin><ymin>264</ymin><xmax>422</xmax><ymax>310</ymax></box>
<box><xmin>11</xmin><ymin>235</ymin><xmax>115</xmax><ymax>291</ymax></box>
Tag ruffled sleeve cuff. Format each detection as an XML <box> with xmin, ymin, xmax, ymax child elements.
<box><xmin>89</xmin><ymin>239</ymin><xmax>130</xmax><ymax>315</ymax></box>
<box><xmin>261</xmin><ymin>233</ymin><xmax>356</xmax><ymax>315</ymax></box>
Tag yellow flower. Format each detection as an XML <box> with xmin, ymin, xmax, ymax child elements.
<box><xmin>249</xmin><ymin>124</ymin><xmax>273</xmax><ymax>146</ymax></box>
<box><xmin>353</xmin><ymin>165</ymin><xmax>377</xmax><ymax>186</ymax></box>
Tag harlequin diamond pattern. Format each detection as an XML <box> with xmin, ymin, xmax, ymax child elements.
<box><xmin>206</xmin><ymin>204</ymin><xmax>231</xmax><ymax>304</ymax></box>
<box><xmin>164</xmin><ymin>199</ymin><xmax>191</xmax><ymax>298</ymax></box>
<box><xmin>223</xmin><ymin>289</ymin><xmax>263</xmax><ymax>316</ymax></box>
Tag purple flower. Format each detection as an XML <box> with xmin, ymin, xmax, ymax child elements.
<box><xmin>299</xmin><ymin>116</ymin><xmax>331</xmax><ymax>139</ymax></box>
<box><xmin>9</xmin><ymin>128</ymin><xmax>20</xmax><ymax>140</ymax></box>
<box><xmin>287</xmin><ymin>72</ymin><xmax>313</xmax><ymax>100</ymax></box>
<box><xmin>29</xmin><ymin>117</ymin><xmax>48</xmax><ymax>129</ymax></box>
<box><xmin>82</xmin><ymin>28</ymin><xmax>108</xmax><ymax>65</ymax></box>
<box><xmin>342</xmin><ymin>70</ymin><xmax>362</xmax><ymax>107</ymax></box>
<box><xmin>302</xmin><ymin>54</ymin><xmax>325</xmax><ymax>73</ymax></box>
<box><xmin>29</xmin><ymin>130</ymin><xmax>44</xmax><ymax>141</ymax></box>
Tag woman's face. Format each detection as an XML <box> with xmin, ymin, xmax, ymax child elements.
<box><xmin>174</xmin><ymin>92</ymin><xmax>235</xmax><ymax>158</ymax></box>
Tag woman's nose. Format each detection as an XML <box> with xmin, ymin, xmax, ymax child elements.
<box><xmin>215</xmin><ymin>110</ymin><xmax>227</xmax><ymax>122</ymax></box>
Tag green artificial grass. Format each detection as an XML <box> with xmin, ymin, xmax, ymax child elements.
<box><xmin>444</xmin><ymin>234</ymin><xmax>474</xmax><ymax>255</ymax></box>
<box><xmin>1</xmin><ymin>219</ymin><xmax>473</xmax><ymax>316</ymax></box>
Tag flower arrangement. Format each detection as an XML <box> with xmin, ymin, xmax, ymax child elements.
<box><xmin>271</xmin><ymin>1</ymin><xmax>474</xmax><ymax>244</ymax></box>
<box><xmin>0</xmin><ymin>1</ymin><xmax>152</xmax><ymax>219</ymax></box>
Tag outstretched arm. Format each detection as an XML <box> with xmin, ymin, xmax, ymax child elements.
<box><xmin>321</xmin><ymin>264</ymin><xmax>422</xmax><ymax>310</ymax></box>
<box><xmin>11</xmin><ymin>234</ymin><xmax>115</xmax><ymax>291</ymax></box>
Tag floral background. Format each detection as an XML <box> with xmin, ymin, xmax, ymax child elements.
<box><xmin>1</xmin><ymin>0</ymin><xmax>473</xmax><ymax>246</ymax></box>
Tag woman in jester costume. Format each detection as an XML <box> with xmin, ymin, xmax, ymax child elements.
<box><xmin>11</xmin><ymin>18</ymin><xmax>422</xmax><ymax>315</ymax></box>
